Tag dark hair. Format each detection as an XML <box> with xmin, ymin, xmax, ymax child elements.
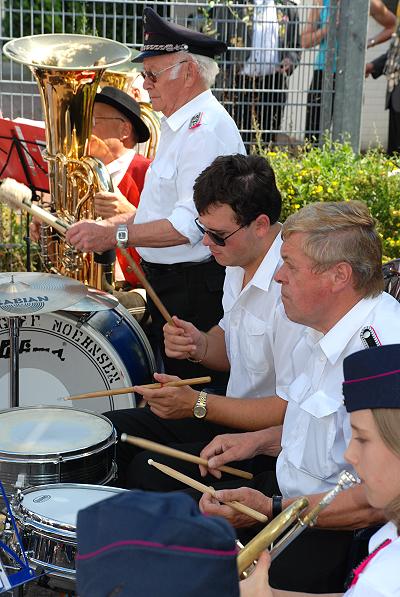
<box><xmin>193</xmin><ymin>154</ymin><xmax>281</xmax><ymax>225</ymax></box>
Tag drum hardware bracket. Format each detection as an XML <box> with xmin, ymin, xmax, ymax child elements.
<box><xmin>105</xmin><ymin>315</ymin><xmax>123</xmax><ymax>339</ymax></box>
<box><xmin>76</xmin><ymin>312</ymin><xmax>96</xmax><ymax>329</ymax></box>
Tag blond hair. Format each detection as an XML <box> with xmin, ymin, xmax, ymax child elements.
<box><xmin>372</xmin><ymin>409</ymin><xmax>400</xmax><ymax>533</ymax></box>
<box><xmin>281</xmin><ymin>201</ymin><xmax>384</xmax><ymax>297</ymax></box>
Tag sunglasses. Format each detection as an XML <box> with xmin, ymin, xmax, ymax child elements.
<box><xmin>195</xmin><ymin>217</ymin><xmax>247</xmax><ymax>247</ymax></box>
<box><xmin>140</xmin><ymin>59</ymin><xmax>187</xmax><ymax>83</ymax></box>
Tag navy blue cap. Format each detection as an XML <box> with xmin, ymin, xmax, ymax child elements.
<box><xmin>343</xmin><ymin>344</ymin><xmax>400</xmax><ymax>412</ymax></box>
<box><xmin>76</xmin><ymin>490</ymin><xmax>239</xmax><ymax>597</ymax></box>
<box><xmin>95</xmin><ymin>86</ymin><xmax>150</xmax><ymax>143</ymax></box>
<box><xmin>133</xmin><ymin>7</ymin><xmax>227</xmax><ymax>62</ymax></box>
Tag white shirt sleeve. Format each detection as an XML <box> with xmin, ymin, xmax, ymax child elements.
<box><xmin>167</xmin><ymin>129</ymin><xmax>231</xmax><ymax>245</ymax></box>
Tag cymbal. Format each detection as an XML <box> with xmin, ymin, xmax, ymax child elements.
<box><xmin>0</xmin><ymin>272</ymin><xmax>87</xmax><ymax>316</ymax></box>
<box><xmin>63</xmin><ymin>286</ymin><xmax>119</xmax><ymax>312</ymax></box>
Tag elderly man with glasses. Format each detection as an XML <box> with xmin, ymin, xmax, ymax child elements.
<box><xmin>66</xmin><ymin>7</ymin><xmax>245</xmax><ymax>385</ymax></box>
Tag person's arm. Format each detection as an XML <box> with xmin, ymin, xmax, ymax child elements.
<box><xmin>65</xmin><ymin>216</ymin><xmax>189</xmax><ymax>253</ymax></box>
<box><xmin>198</xmin><ymin>427</ymin><xmax>282</xmax><ymax>478</ymax></box>
<box><xmin>133</xmin><ymin>375</ymin><xmax>287</xmax><ymax>429</ymax></box>
<box><xmin>368</xmin><ymin>0</ymin><xmax>396</xmax><ymax>48</ymax></box>
<box><xmin>163</xmin><ymin>316</ymin><xmax>230</xmax><ymax>371</ymax></box>
<box><xmin>240</xmin><ymin>551</ymin><xmax>342</xmax><ymax>597</ymax></box>
<box><xmin>200</xmin><ymin>483</ymin><xmax>384</xmax><ymax>530</ymax></box>
<box><xmin>300</xmin><ymin>2</ymin><xmax>326</xmax><ymax>49</ymax></box>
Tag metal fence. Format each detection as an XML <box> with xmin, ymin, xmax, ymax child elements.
<box><xmin>0</xmin><ymin>0</ymin><xmax>370</xmax><ymax>270</ymax></box>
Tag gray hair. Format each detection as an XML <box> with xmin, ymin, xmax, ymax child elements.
<box><xmin>173</xmin><ymin>51</ymin><xmax>219</xmax><ymax>87</ymax></box>
<box><xmin>281</xmin><ymin>201</ymin><xmax>384</xmax><ymax>297</ymax></box>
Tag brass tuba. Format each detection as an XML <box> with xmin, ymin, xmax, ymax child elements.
<box><xmin>3</xmin><ymin>34</ymin><xmax>131</xmax><ymax>288</ymax></box>
<box><xmin>100</xmin><ymin>51</ymin><xmax>161</xmax><ymax>160</ymax></box>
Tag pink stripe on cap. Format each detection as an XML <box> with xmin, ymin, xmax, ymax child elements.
<box><xmin>343</xmin><ymin>368</ymin><xmax>400</xmax><ymax>385</ymax></box>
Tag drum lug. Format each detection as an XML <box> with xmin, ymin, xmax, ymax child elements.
<box><xmin>105</xmin><ymin>315</ymin><xmax>123</xmax><ymax>338</ymax></box>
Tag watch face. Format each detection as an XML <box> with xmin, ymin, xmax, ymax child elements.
<box><xmin>193</xmin><ymin>405</ymin><xmax>207</xmax><ymax>419</ymax></box>
<box><xmin>117</xmin><ymin>231</ymin><xmax>128</xmax><ymax>241</ymax></box>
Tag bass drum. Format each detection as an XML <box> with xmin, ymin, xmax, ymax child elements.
<box><xmin>0</xmin><ymin>303</ymin><xmax>155</xmax><ymax>413</ymax></box>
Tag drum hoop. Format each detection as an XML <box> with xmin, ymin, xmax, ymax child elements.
<box><xmin>13</xmin><ymin>482</ymin><xmax>125</xmax><ymax>537</ymax></box>
<box><xmin>0</xmin><ymin>405</ymin><xmax>115</xmax><ymax>458</ymax></box>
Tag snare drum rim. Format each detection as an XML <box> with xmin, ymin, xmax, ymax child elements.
<box><xmin>0</xmin><ymin>405</ymin><xmax>116</xmax><ymax>459</ymax></box>
<box><xmin>12</xmin><ymin>483</ymin><xmax>126</xmax><ymax>538</ymax></box>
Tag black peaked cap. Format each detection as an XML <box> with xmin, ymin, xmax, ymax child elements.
<box><xmin>132</xmin><ymin>7</ymin><xmax>227</xmax><ymax>62</ymax></box>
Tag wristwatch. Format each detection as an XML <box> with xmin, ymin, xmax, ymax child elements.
<box><xmin>116</xmin><ymin>224</ymin><xmax>129</xmax><ymax>248</ymax></box>
<box><xmin>193</xmin><ymin>390</ymin><xmax>208</xmax><ymax>419</ymax></box>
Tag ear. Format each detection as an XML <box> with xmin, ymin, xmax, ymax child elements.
<box><xmin>184</xmin><ymin>60</ymin><xmax>198</xmax><ymax>87</ymax></box>
<box><xmin>254</xmin><ymin>213</ymin><xmax>271</xmax><ymax>237</ymax></box>
<box><xmin>120</xmin><ymin>120</ymin><xmax>133</xmax><ymax>142</ymax></box>
<box><xmin>330</xmin><ymin>261</ymin><xmax>353</xmax><ymax>293</ymax></box>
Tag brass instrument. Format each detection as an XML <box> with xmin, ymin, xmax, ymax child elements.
<box><xmin>100</xmin><ymin>51</ymin><xmax>161</xmax><ymax>160</ymax></box>
<box><xmin>237</xmin><ymin>470</ymin><xmax>357</xmax><ymax>577</ymax></box>
<box><xmin>3</xmin><ymin>34</ymin><xmax>131</xmax><ymax>288</ymax></box>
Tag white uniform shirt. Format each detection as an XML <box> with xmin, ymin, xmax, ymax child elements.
<box><xmin>346</xmin><ymin>522</ymin><xmax>400</xmax><ymax>596</ymax></box>
<box><xmin>220</xmin><ymin>233</ymin><xmax>304</xmax><ymax>398</ymax></box>
<box><xmin>276</xmin><ymin>292</ymin><xmax>400</xmax><ymax>497</ymax></box>
<box><xmin>135</xmin><ymin>90</ymin><xmax>245</xmax><ymax>264</ymax></box>
<box><xmin>107</xmin><ymin>148</ymin><xmax>136</xmax><ymax>188</ymax></box>
<box><xmin>242</xmin><ymin>0</ymin><xmax>280</xmax><ymax>77</ymax></box>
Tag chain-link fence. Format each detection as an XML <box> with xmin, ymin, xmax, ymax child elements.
<box><xmin>0</xmin><ymin>0</ymin><xmax>370</xmax><ymax>270</ymax></box>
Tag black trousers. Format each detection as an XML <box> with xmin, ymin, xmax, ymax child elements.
<box><xmin>305</xmin><ymin>69</ymin><xmax>336</xmax><ymax>145</ymax></box>
<box><xmin>224</xmin><ymin>72</ymin><xmax>288</xmax><ymax>146</ymax></box>
<box><xmin>388</xmin><ymin>93</ymin><xmax>400</xmax><ymax>154</ymax></box>
<box><xmin>104</xmin><ymin>407</ymin><xmax>360</xmax><ymax>593</ymax></box>
<box><xmin>141</xmin><ymin>257</ymin><xmax>229</xmax><ymax>389</ymax></box>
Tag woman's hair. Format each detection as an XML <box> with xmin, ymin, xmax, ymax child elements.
<box><xmin>281</xmin><ymin>201</ymin><xmax>384</xmax><ymax>297</ymax></box>
<box><xmin>372</xmin><ymin>409</ymin><xmax>400</xmax><ymax>532</ymax></box>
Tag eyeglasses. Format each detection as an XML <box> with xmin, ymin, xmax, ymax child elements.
<box><xmin>194</xmin><ymin>218</ymin><xmax>247</xmax><ymax>247</ymax></box>
<box><xmin>140</xmin><ymin>60</ymin><xmax>187</xmax><ymax>83</ymax></box>
<box><xmin>92</xmin><ymin>116</ymin><xmax>125</xmax><ymax>127</ymax></box>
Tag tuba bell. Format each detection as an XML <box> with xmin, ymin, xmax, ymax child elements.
<box><xmin>3</xmin><ymin>34</ymin><xmax>131</xmax><ymax>288</ymax></box>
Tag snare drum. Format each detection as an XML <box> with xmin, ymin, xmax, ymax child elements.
<box><xmin>5</xmin><ymin>484</ymin><xmax>126</xmax><ymax>590</ymax></box>
<box><xmin>0</xmin><ymin>303</ymin><xmax>155</xmax><ymax>413</ymax></box>
<box><xmin>0</xmin><ymin>406</ymin><xmax>116</xmax><ymax>496</ymax></box>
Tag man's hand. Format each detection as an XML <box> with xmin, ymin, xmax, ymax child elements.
<box><xmin>94</xmin><ymin>190</ymin><xmax>136</xmax><ymax>219</ymax></box>
<box><xmin>240</xmin><ymin>551</ymin><xmax>273</xmax><ymax>597</ymax></box>
<box><xmin>133</xmin><ymin>372</ymin><xmax>199</xmax><ymax>419</ymax></box>
<box><xmin>199</xmin><ymin>429</ymin><xmax>278</xmax><ymax>478</ymax></box>
<box><xmin>163</xmin><ymin>315</ymin><xmax>204</xmax><ymax>360</ymax></box>
<box><xmin>199</xmin><ymin>487</ymin><xmax>272</xmax><ymax>528</ymax></box>
<box><xmin>29</xmin><ymin>217</ymin><xmax>42</xmax><ymax>242</ymax></box>
<box><xmin>365</xmin><ymin>62</ymin><xmax>374</xmax><ymax>77</ymax></box>
<box><xmin>66</xmin><ymin>219</ymin><xmax>117</xmax><ymax>252</ymax></box>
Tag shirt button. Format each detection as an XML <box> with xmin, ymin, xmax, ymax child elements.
<box><xmin>319</xmin><ymin>356</ymin><xmax>326</xmax><ymax>362</ymax></box>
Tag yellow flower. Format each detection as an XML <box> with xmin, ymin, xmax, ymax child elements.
<box><xmin>315</xmin><ymin>185</ymin><xmax>323</xmax><ymax>193</ymax></box>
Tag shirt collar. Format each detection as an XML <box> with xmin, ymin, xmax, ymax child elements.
<box><xmin>250</xmin><ymin>232</ymin><xmax>282</xmax><ymax>292</ymax></box>
<box><xmin>309</xmin><ymin>295</ymin><xmax>383</xmax><ymax>364</ymax></box>
<box><xmin>163</xmin><ymin>90</ymin><xmax>214</xmax><ymax>132</ymax></box>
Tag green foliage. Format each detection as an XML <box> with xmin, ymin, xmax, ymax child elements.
<box><xmin>257</xmin><ymin>139</ymin><xmax>400</xmax><ymax>261</ymax></box>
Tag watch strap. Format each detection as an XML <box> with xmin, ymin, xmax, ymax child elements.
<box><xmin>272</xmin><ymin>495</ymin><xmax>283</xmax><ymax>518</ymax></box>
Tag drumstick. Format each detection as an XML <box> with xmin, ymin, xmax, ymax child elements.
<box><xmin>148</xmin><ymin>459</ymin><xmax>267</xmax><ymax>524</ymax></box>
<box><xmin>0</xmin><ymin>178</ymin><xmax>70</xmax><ymax>234</ymax></box>
<box><xmin>63</xmin><ymin>376</ymin><xmax>212</xmax><ymax>401</ymax></box>
<box><xmin>122</xmin><ymin>434</ymin><xmax>253</xmax><ymax>481</ymax></box>
<box><xmin>119</xmin><ymin>248</ymin><xmax>175</xmax><ymax>326</ymax></box>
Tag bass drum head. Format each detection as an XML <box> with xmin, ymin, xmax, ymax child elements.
<box><xmin>0</xmin><ymin>303</ymin><xmax>155</xmax><ymax>413</ymax></box>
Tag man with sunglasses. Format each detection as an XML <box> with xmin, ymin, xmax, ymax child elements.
<box><xmin>66</xmin><ymin>7</ymin><xmax>245</xmax><ymax>383</ymax></box>
<box><xmin>100</xmin><ymin>154</ymin><xmax>303</xmax><ymax>491</ymax></box>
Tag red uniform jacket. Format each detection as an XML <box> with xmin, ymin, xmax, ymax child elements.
<box><xmin>117</xmin><ymin>153</ymin><xmax>151</xmax><ymax>287</ymax></box>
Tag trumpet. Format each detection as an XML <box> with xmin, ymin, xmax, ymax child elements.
<box><xmin>237</xmin><ymin>470</ymin><xmax>357</xmax><ymax>577</ymax></box>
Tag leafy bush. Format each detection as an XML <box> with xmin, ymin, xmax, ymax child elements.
<box><xmin>257</xmin><ymin>139</ymin><xmax>400</xmax><ymax>261</ymax></box>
